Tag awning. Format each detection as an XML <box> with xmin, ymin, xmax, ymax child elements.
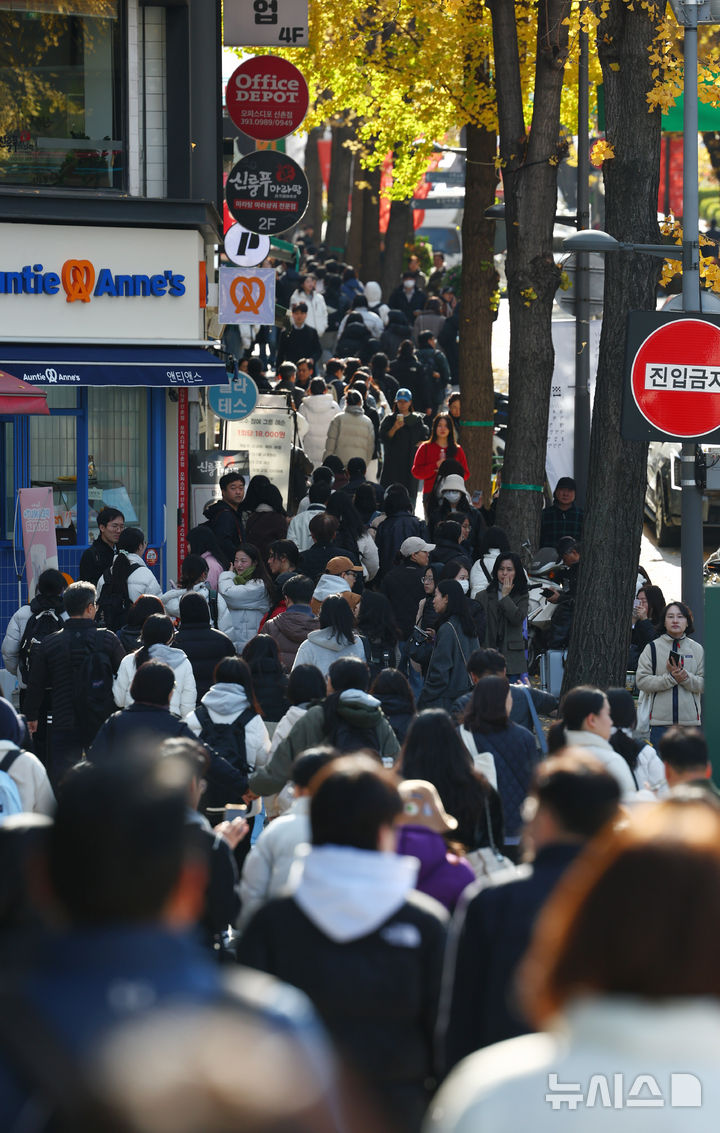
<box><xmin>0</xmin><ymin>344</ymin><xmax>228</xmax><ymax>388</ymax></box>
<box><xmin>0</xmin><ymin>370</ymin><xmax>50</xmax><ymax>414</ymax></box>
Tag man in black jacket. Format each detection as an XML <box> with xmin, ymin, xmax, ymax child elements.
<box><xmin>238</xmin><ymin>754</ymin><xmax>447</xmax><ymax>1133</ymax></box>
<box><xmin>439</xmin><ymin>752</ymin><xmax>620</xmax><ymax>1070</ymax></box>
<box><xmin>381</xmin><ymin>537</ymin><xmax>433</xmax><ymax>640</ymax></box>
<box><xmin>379</xmin><ymin>389</ymin><xmax>428</xmax><ymax>506</ymax></box>
<box><xmin>202</xmin><ymin>471</ymin><xmax>245</xmax><ymax>565</ymax></box>
<box><xmin>24</xmin><ymin>580</ymin><xmax>124</xmax><ymax>786</ymax></box>
<box><xmin>276</xmin><ymin>302</ymin><xmax>322</xmax><ymax>367</ymax></box>
<box><xmin>78</xmin><ymin>506</ymin><xmax>124</xmax><ymax>585</ymax></box>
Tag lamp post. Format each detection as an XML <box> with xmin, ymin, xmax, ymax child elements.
<box><xmin>563</xmin><ymin>0</ymin><xmax>716</xmax><ymax>641</ymax></box>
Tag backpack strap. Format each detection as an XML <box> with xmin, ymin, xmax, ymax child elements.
<box><xmin>195</xmin><ymin>704</ymin><xmax>211</xmax><ymax>730</ymax></box>
<box><xmin>0</xmin><ymin>747</ymin><xmax>21</xmax><ymax>774</ymax></box>
<box><xmin>236</xmin><ymin>707</ymin><xmax>256</xmax><ymax>730</ymax></box>
<box><xmin>650</xmin><ymin>640</ymin><xmax>657</xmax><ymax>674</ymax></box>
<box><xmin>519</xmin><ymin>685</ymin><xmax>547</xmax><ymax>754</ymax></box>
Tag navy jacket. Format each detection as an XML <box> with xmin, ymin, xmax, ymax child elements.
<box><xmin>441</xmin><ymin>842</ymin><xmax>581</xmax><ymax>1070</ymax></box>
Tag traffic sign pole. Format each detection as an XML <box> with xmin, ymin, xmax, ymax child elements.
<box><xmin>681</xmin><ymin>4</ymin><xmax>705</xmax><ymax>642</ymax></box>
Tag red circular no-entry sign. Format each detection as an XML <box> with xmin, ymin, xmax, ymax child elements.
<box><xmin>631</xmin><ymin>318</ymin><xmax>720</xmax><ymax>438</ymax></box>
<box><xmin>226</xmin><ymin>56</ymin><xmax>309</xmax><ymax>142</ymax></box>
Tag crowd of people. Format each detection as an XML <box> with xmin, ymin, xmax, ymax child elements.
<box><xmin>0</xmin><ymin>245</ymin><xmax>714</xmax><ymax>1132</ymax></box>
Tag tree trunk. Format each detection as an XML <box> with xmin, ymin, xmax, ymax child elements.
<box><xmin>459</xmin><ymin>122</ymin><xmax>499</xmax><ymax>499</ymax></box>
<box><xmin>382</xmin><ymin>197</ymin><xmax>413</xmax><ymax>299</ymax></box>
<box><xmin>361</xmin><ymin>164</ymin><xmax>382</xmax><ymax>284</ymax></box>
<box><xmin>325</xmin><ymin>119</ymin><xmax>354</xmax><ymax>255</ymax></box>
<box><xmin>303</xmin><ymin>125</ymin><xmax>324</xmax><ymax>241</ymax></box>
<box><xmin>563</xmin><ymin>0</ymin><xmax>662</xmax><ymax>692</ymax></box>
<box><xmin>491</xmin><ymin>0</ymin><xmax>570</xmax><ymax>553</ymax></box>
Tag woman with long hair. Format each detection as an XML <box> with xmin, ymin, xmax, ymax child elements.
<box><xmin>291</xmin><ymin>593</ymin><xmax>366</xmax><ymax>677</ymax></box>
<box><xmin>217</xmin><ymin>543</ymin><xmax>275</xmax><ymax>653</ymax></box>
<box><xmin>418</xmin><ymin>579</ymin><xmax>479</xmax><ymax>712</ymax></box>
<box><xmin>112</xmin><ymin>612</ymin><xmax>197</xmax><ymax>718</ymax></box>
<box><xmin>461</xmin><ymin>674</ymin><xmax>537</xmax><ymax>856</ymax></box>
<box><xmin>636</xmin><ymin>600</ymin><xmax>704</xmax><ymax>744</ymax></box>
<box><xmin>411</xmin><ymin>412</ymin><xmax>470</xmax><ymax>516</ymax></box>
<box><xmin>547</xmin><ymin>685</ymin><xmax>637</xmax><ymax>795</ymax></box>
<box><xmin>241</xmin><ymin>634</ymin><xmax>289</xmax><ymax>726</ymax></box>
<box><xmin>371</xmin><ymin>668</ymin><xmax>416</xmax><ymax>744</ymax></box>
<box><xmin>243</xmin><ymin>477</ymin><xmax>289</xmax><ymax>560</ymax></box>
<box><xmin>187</xmin><ymin>523</ymin><xmax>230</xmax><ymax>588</ymax></box>
<box><xmin>628</xmin><ymin>583</ymin><xmax>666</xmax><ymax>671</ymax></box>
<box><xmin>476</xmin><ymin>551</ymin><xmax>530</xmax><ymax>680</ymax></box>
<box><xmin>606</xmin><ymin>687</ymin><xmax>667</xmax><ymax>796</ymax></box>
<box><xmin>326</xmin><ymin>491</ymin><xmax>378</xmax><ymax>580</ymax></box>
<box><xmin>397</xmin><ymin>708</ymin><xmax>503</xmax><ymax>853</ymax></box>
<box><xmin>262</xmin><ymin>664</ymin><xmax>328</xmax><ymax>818</ymax></box>
<box><xmin>357</xmin><ymin>591</ymin><xmax>400</xmax><ymax>677</ymax></box>
<box><xmin>373</xmin><ymin>482</ymin><xmax>425</xmax><ymax>577</ymax></box>
<box><xmin>161</xmin><ymin>554</ymin><xmax>211</xmax><ymax>620</ymax></box>
<box><xmin>115</xmin><ymin>594</ymin><xmax>165</xmax><ymax>655</ymax></box>
<box><xmin>416</xmin><ymin>564</ymin><xmax>441</xmax><ymax>631</ymax></box>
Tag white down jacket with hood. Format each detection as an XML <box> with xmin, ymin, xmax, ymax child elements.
<box><xmin>299</xmin><ymin>394</ymin><xmax>341</xmax><ymax>466</ymax></box>
<box><xmin>291</xmin><ymin>626</ymin><xmax>366</xmax><ymax>677</ymax></box>
<box><xmin>112</xmin><ymin>642</ymin><xmax>197</xmax><ymax>718</ymax></box>
<box><xmin>185</xmin><ymin>681</ymin><xmax>270</xmax><ymax>772</ymax></box>
<box><xmin>160</xmin><ymin>581</ymin><xmax>212</xmax><ymax>620</ymax></box>
<box><xmin>216</xmin><ymin>574</ymin><xmax>270</xmax><ymax>652</ymax></box>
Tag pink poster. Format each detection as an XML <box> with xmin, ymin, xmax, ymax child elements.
<box><xmin>19</xmin><ymin>487</ymin><xmax>59</xmax><ymax>601</ymax></box>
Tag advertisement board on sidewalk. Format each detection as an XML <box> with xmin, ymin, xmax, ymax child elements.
<box><xmin>226</xmin><ymin>395</ymin><xmax>294</xmax><ymax>507</ymax></box>
<box><xmin>19</xmin><ymin>487</ymin><xmax>59</xmax><ymax>600</ymax></box>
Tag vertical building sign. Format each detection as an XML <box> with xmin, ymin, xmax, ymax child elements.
<box><xmin>177</xmin><ymin>389</ymin><xmax>189</xmax><ymax>570</ymax></box>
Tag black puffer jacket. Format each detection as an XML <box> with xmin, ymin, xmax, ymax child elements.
<box><xmin>246</xmin><ymin>658</ymin><xmax>289</xmax><ymax>723</ymax></box>
<box><xmin>203</xmin><ymin>500</ymin><xmax>244</xmax><ymax>565</ymax></box>
<box><xmin>23</xmin><ymin>621</ymin><xmax>124</xmax><ymax>736</ymax></box>
<box><xmin>381</xmin><ymin>560</ymin><xmax>426</xmax><ymax>640</ymax></box>
<box><xmin>172</xmin><ymin>623</ymin><xmax>236</xmax><ymax>701</ymax></box>
<box><xmin>375</xmin><ymin>513</ymin><xmax>426</xmax><ymax>578</ymax></box>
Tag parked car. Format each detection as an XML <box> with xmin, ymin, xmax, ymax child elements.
<box><xmin>644</xmin><ymin>441</ymin><xmax>720</xmax><ymax>546</ymax></box>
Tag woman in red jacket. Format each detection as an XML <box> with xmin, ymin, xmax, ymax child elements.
<box><xmin>411</xmin><ymin>412</ymin><xmax>470</xmax><ymax>515</ymax></box>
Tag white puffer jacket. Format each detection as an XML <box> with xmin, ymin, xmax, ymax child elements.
<box><xmin>299</xmin><ymin>394</ymin><xmax>342</xmax><ymax>466</ymax></box>
<box><xmin>237</xmin><ymin>796</ymin><xmax>311</xmax><ymax>931</ymax></box>
<box><xmin>0</xmin><ymin>740</ymin><xmax>55</xmax><ymax>815</ymax></box>
<box><xmin>216</xmin><ymin>574</ymin><xmax>270</xmax><ymax>652</ymax></box>
<box><xmin>96</xmin><ymin>552</ymin><xmax>162</xmax><ymax>605</ymax></box>
<box><xmin>112</xmin><ymin>642</ymin><xmax>197</xmax><ymax>718</ymax></box>
<box><xmin>2</xmin><ymin>606</ymin><xmax>67</xmax><ymax>689</ymax></box>
<box><xmin>324</xmin><ymin>407</ymin><xmax>375</xmax><ymax>467</ymax></box>
<box><xmin>160</xmin><ymin>582</ymin><xmax>212</xmax><ymax>621</ymax></box>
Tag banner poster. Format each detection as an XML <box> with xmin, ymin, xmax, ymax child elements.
<box><xmin>19</xmin><ymin>487</ymin><xmax>59</xmax><ymax>600</ymax></box>
<box><xmin>226</xmin><ymin>394</ymin><xmax>293</xmax><ymax>507</ymax></box>
<box><xmin>546</xmin><ymin>319</ymin><xmax>601</xmax><ymax>493</ymax></box>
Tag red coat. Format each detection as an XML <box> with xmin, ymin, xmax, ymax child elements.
<box><xmin>411</xmin><ymin>441</ymin><xmax>470</xmax><ymax>496</ymax></box>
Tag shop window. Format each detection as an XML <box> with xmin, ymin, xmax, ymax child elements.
<box><xmin>0</xmin><ymin>1</ymin><xmax>124</xmax><ymax>190</ymax></box>
<box><xmin>88</xmin><ymin>386</ymin><xmax>148</xmax><ymax>536</ymax></box>
<box><xmin>29</xmin><ymin>389</ymin><xmax>78</xmax><ymax>544</ymax></box>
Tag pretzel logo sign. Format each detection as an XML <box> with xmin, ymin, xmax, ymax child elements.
<box><xmin>230</xmin><ymin>275</ymin><xmax>265</xmax><ymax>315</ymax></box>
<box><xmin>61</xmin><ymin>259</ymin><xmax>96</xmax><ymax>303</ymax></box>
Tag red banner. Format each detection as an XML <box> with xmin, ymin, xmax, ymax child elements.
<box><xmin>177</xmin><ymin>389</ymin><xmax>189</xmax><ymax>570</ymax></box>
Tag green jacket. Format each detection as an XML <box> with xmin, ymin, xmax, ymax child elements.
<box><xmin>249</xmin><ymin>697</ymin><xmax>400</xmax><ymax>796</ymax></box>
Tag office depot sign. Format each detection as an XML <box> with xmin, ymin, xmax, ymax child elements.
<box><xmin>226</xmin><ymin>56</ymin><xmax>308</xmax><ymax>141</ymax></box>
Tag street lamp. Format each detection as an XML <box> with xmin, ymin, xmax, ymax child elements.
<box><xmin>563</xmin><ymin>0</ymin><xmax>716</xmax><ymax>642</ymax></box>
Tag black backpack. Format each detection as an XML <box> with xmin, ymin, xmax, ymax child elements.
<box><xmin>359</xmin><ymin>635</ymin><xmax>394</xmax><ymax>681</ymax></box>
<box><xmin>18</xmin><ymin>609</ymin><xmax>63</xmax><ymax>684</ymax></box>
<box><xmin>195</xmin><ymin>704</ymin><xmax>255</xmax><ymax>809</ymax></box>
<box><xmin>71</xmin><ymin>633</ymin><xmax>117</xmax><ymax>736</ymax></box>
<box><xmin>96</xmin><ymin>562</ymin><xmax>141</xmax><ymax>632</ymax></box>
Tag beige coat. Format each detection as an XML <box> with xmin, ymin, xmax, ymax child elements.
<box><xmin>324</xmin><ymin>407</ymin><xmax>375</xmax><ymax>467</ymax></box>
<box><xmin>635</xmin><ymin>632</ymin><xmax>704</xmax><ymax>726</ymax></box>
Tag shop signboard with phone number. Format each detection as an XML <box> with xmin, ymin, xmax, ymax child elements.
<box><xmin>225</xmin><ymin>151</ymin><xmax>308</xmax><ymax>236</ymax></box>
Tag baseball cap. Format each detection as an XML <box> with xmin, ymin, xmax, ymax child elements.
<box><xmin>395</xmin><ymin>388</ymin><xmax>413</xmax><ymax>402</ymax></box>
<box><xmin>397</xmin><ymin>780</ymin><xmax>458</xmax><ymax>833</ymax></box>
<box><xmin>400</xmin><ymin>537</ymin><xmax>436</xmax><ymax>557</ymax></box>
<box><xmin>326</xmin><ymin>555</ymin><xmax>363</xmax><ymax>574</ymax></box>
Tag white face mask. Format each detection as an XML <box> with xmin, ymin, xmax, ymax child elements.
<box><xmin>444</xmin><ymin>490</ymin><xmax>461</xmax><ymax>504</ymax></box>
<box><xmin>403</xmin><ymin>280</ymin><xmax>415</xmax><ymax>292</ymax></box>
<box><xmin>458</xmin><ymin>578</ymin><xmax>469</xmax><ymax>593</ymax></box>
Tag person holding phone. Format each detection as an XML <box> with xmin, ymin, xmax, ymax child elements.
<box><xmin>636</xmin><ymin>601</ymin><xmax>704</xmax><ymax>745</ymax></box>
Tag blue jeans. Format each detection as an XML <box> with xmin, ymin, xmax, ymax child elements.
<box><xmin>649</xmin><ymin>725</ymin><xmax>669</xmax><ymax>747</ymax></box>
<box><xmin>399</xmin><ymin>640</ymin><xmax>424</xmax><ymax>699</ymax></box>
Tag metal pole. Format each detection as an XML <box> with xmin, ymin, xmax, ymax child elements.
<box><xmin>680</xmin><ymin>6</ymin><xmax>705</xmax><ymax>640</ymax></box>
<box><xmin>573</xmin><ymin>7</ymin><xmax>591</xmax><ymax>508</ymax></box>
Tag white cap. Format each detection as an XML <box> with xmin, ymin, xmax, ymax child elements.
<box><xmin>401</xmin><ymin>537</ymin><xmax>436</xmax><ymax>557</ymax></box>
